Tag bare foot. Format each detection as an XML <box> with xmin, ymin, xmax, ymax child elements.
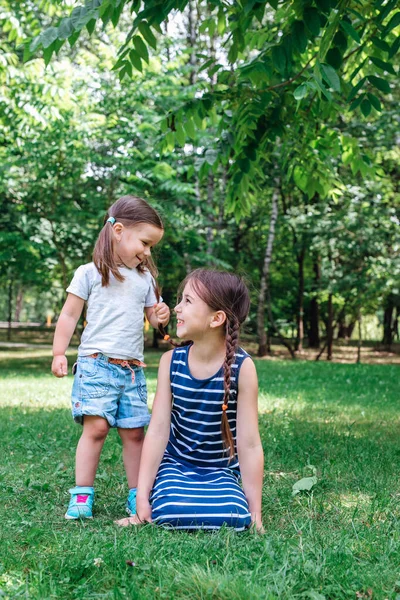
<box><xmin>114</xmin><ymin>515</ymin><xmax>141</xmax><ymax>527</ymax></box>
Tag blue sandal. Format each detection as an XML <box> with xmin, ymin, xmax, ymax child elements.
<box><xmin>65</xmin><ymin>486</ymin><xmax>94</xmax><ymax>520</ymax></box>
<box><xmin>126</xmin><ymin>488</ymin><xmax>137</xmax><ymax>516</ymax></box>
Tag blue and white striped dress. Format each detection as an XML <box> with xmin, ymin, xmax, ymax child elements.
<box><xmin>150</xmin><ymin>344</ymin><xmax>252</xmax><ymax>531</ymax></box>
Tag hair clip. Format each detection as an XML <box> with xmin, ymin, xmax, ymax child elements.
<box><xmin>222</xmin><ymin>404</ymin><xmax>228</xmax><ymax>411</ymax></box>
<box><xmin>107</xmin><ymin>216</ymin><xmax>116</xmax><ymax>225</ymax></box>
<box><xmin>163</xmin><ymin>334</ymin><xmax>170</xmax><ymax>341</ymax></box>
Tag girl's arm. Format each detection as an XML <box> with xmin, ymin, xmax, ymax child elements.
<box><xmin>236</xmin><ymin>357</ymin><xmax>264</xmax><ymax>531</ymax></box>
<box><xmin>135</xmin><ymin>349</ymin><xmax>173</xmax><ymax>521</ymax></box>
<box><xmin>51</xmin><ymin>293</ymin><xmax>85</xmax><ymax>377</ymax></box>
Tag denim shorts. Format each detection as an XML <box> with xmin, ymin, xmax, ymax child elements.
<box><xmin>71</xmin><ymin>354</ymin><xmax>150</xmax><ymax>429</ymax></box>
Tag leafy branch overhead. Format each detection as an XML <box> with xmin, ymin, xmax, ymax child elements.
<box><xmin>23</xmin><ymin>0</ymin><xmax>399</xmax><ymax>216</ymax></box>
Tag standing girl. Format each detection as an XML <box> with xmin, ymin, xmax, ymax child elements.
<box><xmin>117</xmin><ymin>269</ymin><xmax>264</xmax><ymax>531</ymax></box>
<box><xmin>51</xmin><ymin>195</ymin><xmax>170</xmax><ymax>519</ymax></box>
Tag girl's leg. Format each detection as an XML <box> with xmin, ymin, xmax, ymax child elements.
<box><xmin>118</xmin><ymin>427</ymin><xmax>145</xmax><ymax>488</ymax></box>
<box><xmin>75</xmin><ymin>416</ymin><xmax>110</xmax><ymax>486</ymax></box>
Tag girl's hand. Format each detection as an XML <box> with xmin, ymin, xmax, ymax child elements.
<box><xmin>136</xmin><ymin>496</ymin><xmax>153</xmax><ymax>523</ymax></box>
<box><xmin>153</xmin><ymin>302</ymin><xmax>170</xmax><ymax>327</ymax></box>
<box><xmin>51</xmin><ymin>355</ymin><xmax>68</xmax><ymax>378</ymax></box>
<box><xmin>250</xmin><ymin>513</ymin><xmax>265</xmax><ymax>533</ymax></box>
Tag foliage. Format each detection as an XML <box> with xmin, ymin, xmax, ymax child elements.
<box><xmin>24</xmin><ymin>0</ymin><xmax>400</xmax><ymax>215</ymax></box>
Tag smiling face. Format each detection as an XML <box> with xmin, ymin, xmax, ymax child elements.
<box><xmin>174</xmin><ymin>280</ymin><xmax>226</xmax><ymax>340</ymax></box>
<box><xmin>113</xmin><ymin>222</ymin><xmax>164</xmax><ymax>269</ymax></box>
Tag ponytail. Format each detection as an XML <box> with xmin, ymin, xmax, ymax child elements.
<box><xmin>93</xmin><ymin>214</ymin><xmax>125</xmax><ymax>286</ymax></box>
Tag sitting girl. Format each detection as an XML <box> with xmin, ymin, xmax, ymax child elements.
<box><xmin>117</xmin><ymin>269</ymin><xmax>264</xmax><ymax>531</ymax></box>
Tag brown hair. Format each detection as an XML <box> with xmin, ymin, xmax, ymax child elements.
<box><xmin>93</xmin><ymin>195</ymin><xmax>163</xmax><ymax>287</ymax></box>
<box><xmin>176</xmin><ymin>269</ymin><xmax>250</xmax><ymax>461</ymax></box>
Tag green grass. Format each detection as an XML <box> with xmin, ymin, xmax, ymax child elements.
<box><xmin>1</xmin><ymin>347</ymin><xmax>399</xmax><ymax>599</ymax></box>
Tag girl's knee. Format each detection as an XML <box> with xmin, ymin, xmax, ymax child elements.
<box><xmin>83</xmin><ymin>416</ymin><xmax>110</xmax><ymax>441</ymax></box>
<box><xmin>118</xmin><ymin>427</ymin><xmax>144</xmax><ymax>444</ymax></box>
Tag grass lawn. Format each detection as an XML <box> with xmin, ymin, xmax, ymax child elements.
<box><xmin>0</xmin><ymin>346</ymin><xmax>399</xmax><ymax>599</ymax></box>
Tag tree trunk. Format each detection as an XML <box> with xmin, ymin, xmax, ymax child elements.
<box><xmin>308</xmin><ymin>260</ymin><xmax>320</xmax><ymax>348</ymax></box>
<box><xmin>356</xmin><ymin>308</ymin><xmax>362</xmax><ymax>364</ymax></box>
<box><xmin>206</xmin><ymin>172</ymin><xmax>214</xmax><ymax>261</ymax></box>
<box><xmin>14</xmin><ymin>286</ymin><xmax>24</xmax><ymax>322</ymax></box>
<box><xmin>326</xmin><ymin>293</ymin><xmax>334</xmax><ymax>361</ymax></box>
<box><xmin>187</xmin><ymin>1</ymin><xmax>197</xmax><ymax>85</ymax></box>
<box><xmin>347</xmin><ymin>320</ymin><xmax>356</xmax><ymax>339</ymax></box>
<box><xmin>257</xmin><ymin>186</ymin><xmax>279</xmax><ymax>356</ymax></box>
<box><xmin>295</xmin><ymin>246</ymin><xmax>305</xmax><ymax>353</ymax></box>
<box><xmin>7</xmin><ymin>279</ymin><xmax>13</xmax><ymax>342</ymax></box>
<box><xmin>382</xmin><ymin>296</ymin><xmax>394</xmax><ymax>349</ymax></box>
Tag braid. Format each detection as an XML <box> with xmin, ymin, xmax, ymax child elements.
<box><xmin>221</xmin><ymin>318</ymin><xmax>240</xmax><ymax>461</ymax></box>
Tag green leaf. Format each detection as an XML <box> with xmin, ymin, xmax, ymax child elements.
<box><xmin>86</xmin><ymin>19</ymin><xmax>96</xmax><ymax>36</ymax></box>
<box><xmin>292</xmin><ymin>476</ymin><xmax>318</xmax><ymax>496</ymax></box>
<box><xmin>349</xmin><ymin>57</ymin><xmax>367</xmax><ymax>81</ymax></box>
<box><xmin>111</xmin><ymin>3</ymin><xmax>124</xmax><ymax>27</ymax></box>
<box><xmin>389</xmin><ymin>36</ymin><xmax>400</xmax><ymax>59</ymax></box>
<box><xmin>304</xmin><ymin>8</ymin><xmax>321</xmax><ymax>37</ymax></box>
<box><xmin>319</xmin><ymin>7</ymin><xmax>341</xmax><ymax>60</ymax></box>
<box><xmin>138</xmin><ymin>21</ymin><xmax>157</xmax><ymax>50</ymax></box>
<box><xmin>383</xmin><ymin>11</ymin><xmax>400</xmax><ymax>35</ymax></box>
<box><xmin>347</xmin><ymin>76</ymin><xmax>366</xmax><ymax>101</ymax></box>
<box><xmin>326</xmin><ymin>47</ymin><xmax>342</xmax><ymax>69</ymax></box>
<box><xmin>100</xmin><ymin>4</ymin><xmax>113</xmax><ymax>26</ymax></box>
<box><xmin>41</xmin><ymin>27</ymin><xmax>59</xmax><ymax>49</ymax></box>
<box><xmin>333</xmin><ymin>30</ymin><xmax>347</xmax><ymax>52</ymax></box>
<box><xmin>293</xmin><ymin>166</ymin><xmax>308</xmax><ymax>193</ymax></box>
<box><xmin>272</xmin><ymin>45</ymin><xmax>286</xmax><ymax>75</ymax></box>
<box><xmin>58</xmin><ymin>18</ymin><xmax>74</xmax><ymax>40</ymax></box>
<box><xmin>340</xmin><ymin>20</ymin><xmax>361</xmax><ymax>43</ymax></box>
<box><xmin>217</xmin><ymin>7</ymin><xmax>226</xmax><ymax>34</ymax></box>
<box><xmin>371</xmin><ymin>36</ymin><xmax>390</xmax><ymax>53</ymax></box>
<box><xmin>129</xmin><ymin>50</ymin><xmax>143</xmax><ymax>72</ymax></box>
<box><xmin>133</xmin><ymin>35</ymin><xmax>149</xmax><ymax>63</ymax></box>
<box><xmin>184</xmin><ymin>118</ymin><xmax>196</xmax><ymax>140</ymax></box>
<box><xmin>241</xmin><ymin>62</ymin><xmax>270</xmax><ymax>85</ymax></box>
<box><xmin>360</xmin><ymin>97</ymin><xmax>371</xmax><ymax>117</ymax></box>
<box><xmin>198</xmin><ymin>58</ymin><xmax>215</xmax><ymax>73</ymax></box>
<box><xmin>377</xmin><ymin>0</ymin><xmax>397</xmax><ymax>23</ymax></box>
<box><xmin>228</xmin><ymin>43</ymin><xmax>238</xmax><ymax>64</ymax></box>
<box><xmin>175</xmin><ymin>124</ymin><xmax>186</xmax><ymax>146</ymax></box>
<box><xmin>313</xmin><ymin>75</ymin><xmax>332</xmax><ymax>101</ymax></box>
<box><xmin>320</xmin><ymin>63</ymin><xmax>341</xmax><ymax>91</ymax></box>
<box><xmin>68</xmin><ymin>31</ymin><xmax>80</xmax><ymax>48</ymax></box>
<box><xmin>369</xmin><ymin>56</ymin><xmax>396</xmax><ymax>75</ymax></box>
<box><xmin>368</xmin><ymin>75</ymin><xmax>390</xmax><ymax>93</ymax></box>
<box><xmin>23</xmin><ymin>42</ymin><xmax>33</xmax><ymax>63</ymax></box>
<box><xmin>293</xmin><ymin>83</ymin><xmax>309</xmax><ymax>100</ymax></box>
<box><xmin>349</xmin><ymin>94</ymin><xmax>364</xmax><ymax>111</ymax></box>
<box><xmin>315</xmin><ymin>0</ymin><xmax>331</xmax><ymax>13</ymax></box>
<box><xmin>292</xmin><ymin>20</ymin><xmax>308</xmax><ymax>53</ymax></box>
<box><xmin>43</xmin><ymin>43</ymin><xmax>55</xmax><ymax>66</ymax></box>
<box><xmin>165</xmin><ymin>131</ymin><xmax>175</xmax><ymax>151</ymax></box>
<box><xmin>367</xmin><ymin>92</ymin><xmax>382</xmax><ymax>111</ymax></box>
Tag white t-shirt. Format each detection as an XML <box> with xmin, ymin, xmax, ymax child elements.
<box><xmin>67</xmin><ymin>262</ymin><xmax>159</xmax><ymax>360</ymax></box>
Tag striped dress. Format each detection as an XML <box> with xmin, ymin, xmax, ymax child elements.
<box><xmin>150</xmin><ymin>344</ymin><xmax>252</xmax><ymax>531</ymax></box>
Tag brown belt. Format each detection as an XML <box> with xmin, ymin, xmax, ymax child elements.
<box><xmin>89</xmin><ymin>353</ymin><xmax>146</xmax><ymax>383</ymax></box>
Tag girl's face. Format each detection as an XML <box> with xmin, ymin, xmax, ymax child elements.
<box><xmin>113</xmin><ymin>223</ymin><xmax>163</xmax><ymax>269</ymax></box>
<box><xmin>174</xmin><ymin>281</ymin><xmax>225</xmax><ymax>340</ymax></box>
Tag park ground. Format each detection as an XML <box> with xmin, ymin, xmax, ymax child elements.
<box><xmin>1</xmin><ymin>342</ymin><xmax>400</xmax><ymax>599</ymax></box>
